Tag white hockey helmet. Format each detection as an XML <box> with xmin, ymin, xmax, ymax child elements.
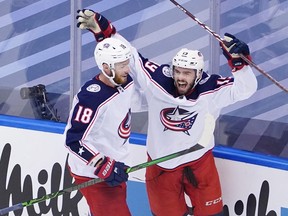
<box><xmin>172</xmin><ymin>48</ymin><xmax>204</xmax><ymax>72</ymax></box>
<box><xmin>172</xmin><ymin>48</ymin><xmax>204</xmax><ymax>87</ymax></box>
<box><xmin>94</xmin><ymin>38</ymin><xmax>132</xmax><ymax>85</ymax></box>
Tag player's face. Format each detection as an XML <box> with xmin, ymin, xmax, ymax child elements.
<box><xmin>113</xmin><ymin>59</ymin><xmax>131</xmax><ymax>84</ymax></box>
<box><xmin>173</xmin><ymin>66</ymin><xmax>196</xmax><ymax>95</ymax></box>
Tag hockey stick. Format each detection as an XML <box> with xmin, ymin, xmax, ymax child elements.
<box><xmin>0</xmin><ymin>143</ymin><xmax>203</xmax><ymax>216</ymax></box>
<box><xmin>170</xmin><ymin>0</ymin><xmax>288</xmax><ymax>93</ymax></box>
<box><xmin>0</xmin><ymin>114</ymin><xmax>215</xmax><ymax>215</ymax></box>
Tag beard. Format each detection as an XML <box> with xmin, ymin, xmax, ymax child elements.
<box><xmin>174</xmin><ymin>80</ymin><xmax>194</xmax><ymax>95</ymax></box>
<box><xmin>114</xmin><ymin>74</ymin><xmax>127</xmax><ymax>85</ymax></box>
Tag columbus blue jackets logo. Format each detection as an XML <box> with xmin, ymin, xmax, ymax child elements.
<box><xmin>160</xmin><ymin>106</ymin><xmax>198</xmax><ymax>135</ymax></box>
<box><xmin>86</xmin><ymin>84</ymin><xmax>101</xmax><ymax>92</ymax></box>
<box><xmin>118</xmin><ymin>109</ymin><xmax>131</xmax><ymax>143</ymax></box>
<box><xmin>162</xmin><ymin>66</ymin><xmax>172</xmax><ymax>77</ymax></box>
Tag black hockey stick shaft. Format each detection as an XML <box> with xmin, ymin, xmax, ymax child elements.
<box><xmin>170</xmin><ymin>0</ymin><xmax>288</xmax><ymax>93</ymax></box>
<box><xmin>0</xmin><ymin>113</ymin><xmax>215</xmax><ymax>215</ymax></box>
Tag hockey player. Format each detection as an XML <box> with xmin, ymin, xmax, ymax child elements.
<box><xmin>64</xmin><ymin>29</ymin><xmax>147</xmax><ymax>215</ymax></box>
<box><xmin>76</xmin><ymin>10</ymin><xmax>258</xmax><ymax>216</ymax></box>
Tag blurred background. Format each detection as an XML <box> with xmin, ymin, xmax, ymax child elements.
<box><xmin>0</xmin><ymin>0</ymin><xmax>287</xmax><ymax>158</ymax></box>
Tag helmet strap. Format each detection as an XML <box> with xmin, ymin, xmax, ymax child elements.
<box><xmin>101</xmin><ymin>67</ymin><xmax>121</xmax><ymax>87</ymax></box>
<box><xmin>193</xmin><ymin>69</ymin><xmax>203</xmax><ymax>88</ymax></box>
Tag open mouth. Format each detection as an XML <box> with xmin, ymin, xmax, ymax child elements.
<box><xmin>177</xmin><ymin>81</ymin><xmax>187</xmax><ymax>89</ymax></box>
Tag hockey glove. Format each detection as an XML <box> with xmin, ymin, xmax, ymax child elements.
<box><xmin>220</xmin><ymin>33</ymin><xmax>252</xmax><ymax>71</ymax></box>
<box><xmin>76</xmin><ymin>9</ymin><xmax>116</xmax><ymax>42</ymax></box>
<box><xmin>94</xmin><ymin>156</ymin><xmax>129</xmax><ymax>186</ymax></box>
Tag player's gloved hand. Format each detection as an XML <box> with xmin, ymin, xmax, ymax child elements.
<box><xmin>220</xmin><ymin>33</ymin><xmax>252</xmax><ymax>71</ymax></box>
<box><xmin>76</xmin><ymin>9</ymin><xmax>116</xmax><ymax>42</ymax></box>
<box><xmin>94</xmin><ymin>156</ymin><xmax>129</xmax><ymax>186</ymax></box>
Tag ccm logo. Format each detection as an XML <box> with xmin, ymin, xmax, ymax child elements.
<box><xmin>205</xmin><ymin>197</ymin><xmax>222</xmax><ymax>206</ymax></box>
<box><xmin>102</xmin><ymin>160</ymin><xmax>113</xmax><ymax>176</ymax></box>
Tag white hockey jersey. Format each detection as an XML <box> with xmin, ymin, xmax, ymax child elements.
<box><xmin>113</xmin><ymin>33</ymin><xmax>258</xmax><ymax>170</ymax></box>
<box><xmin>64</xmin><ymin>74</ymin><xmax>146</xmax><ymax>178</ymax></box>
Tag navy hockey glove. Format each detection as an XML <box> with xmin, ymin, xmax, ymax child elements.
<box><xmin>220</xmin><ymin>33</ymin><xmax>252</xmax><ymax>71</ymax></box>
<box><xmin>94</xmin><ymin>157</ymin><xmax>129</xmax><ymax>186</ymax></box>
<box><xmin>76</xmin><ymin>9</ymin><xmax>116</xmax><ymax>42</ymax></box>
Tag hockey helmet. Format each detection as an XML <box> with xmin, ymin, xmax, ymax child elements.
<box><xmin>172</xmin><ymin>48</ymin><xmax>204</xmax><ymax>87</ymax></box>
<box><xmin>94</xmin><ymin>38</ymin><xmax>132</xmax><ymax>71</ymax></box>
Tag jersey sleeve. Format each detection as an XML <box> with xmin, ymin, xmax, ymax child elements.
<box><xmin>112</xmin><ymin>33</ymin><xmax>167</xmax><ymax>91</ymax></box>
<box><xmin>209</xmin><ymin>65</ymin><xmax>258</xmax><ymax>109</ymax></box>
<box><xmin>130</xmin><ymin>83</ymin><xmax>148</xmax><ymax>112</ymax></box>
<box><xmin>64</xmin><ymin>87</ymin><xmax>105</xmax><ymax>164</ymax></box>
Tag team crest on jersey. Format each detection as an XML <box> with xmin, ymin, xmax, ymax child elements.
<box><xmin>118</xmin><ymin>109</ymin><xmax>131</xmax><ymax>144</ymax></box>
<box><xmin>162</xmin><ymin>66</ymin><xmax>172</xmax><ymax>77</ymax></box>
<box><xmin>160</xmin><ymin>106</ymin><xmax>198</xmax><ymax>135</ymax></box>
<box><xmin>87</xmin><ymin>84</ymin><xmax>101</xmax><ymax>92</ymax></box>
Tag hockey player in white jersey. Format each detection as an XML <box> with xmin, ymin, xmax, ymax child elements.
<box><xmin>76</xmin><ymin>10</ymin><xmax>258</xmax><ymax>216</ymax></box>
<box><xmin>64</xmin><ymin>18</ymin><xmax>147</xmax><ymax>215</ymax></box>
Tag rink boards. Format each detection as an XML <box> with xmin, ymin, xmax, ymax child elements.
<box><xmin>0</xmin><ymin>115</ymin><xmax>288</xmax><ymax>216</ymax></box>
